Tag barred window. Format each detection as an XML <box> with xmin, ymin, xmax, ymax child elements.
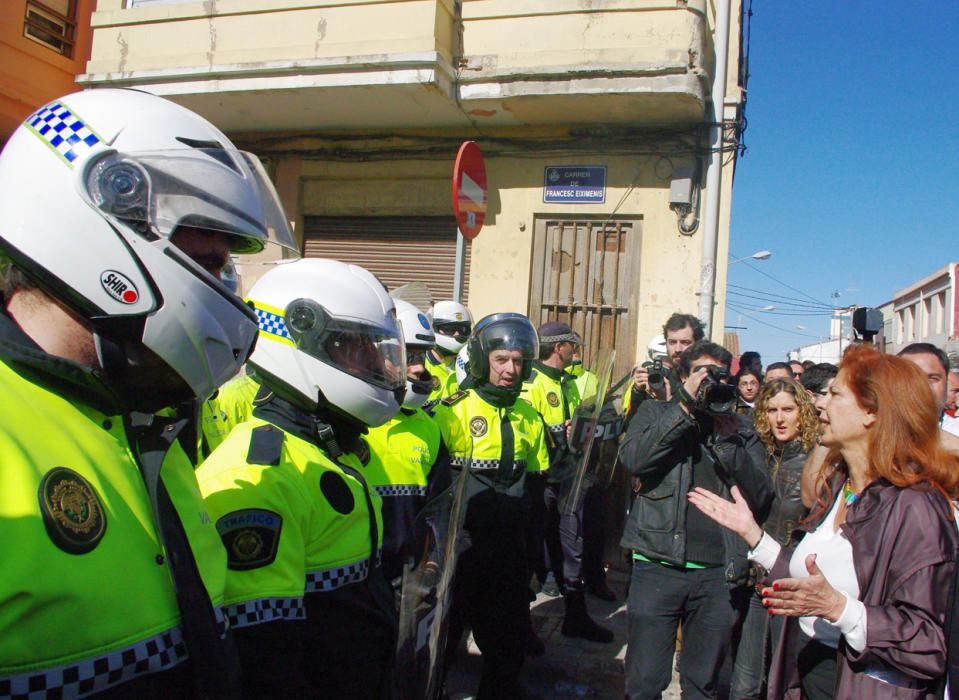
<box><xmin>23</xmin><ymin>0</ymin><xmax>76</xmax><ymax>58</ymax></box>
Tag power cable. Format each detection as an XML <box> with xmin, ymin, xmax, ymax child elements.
<box><xmin>726</xmin><ymin>291</ymin><xmax>837</xmax><ymax>314</ymax></box>
<box><xmin>729</xmin><ymin>252</ymin><xmax>832</xmax><ymax>307</ymax></box>
<box><xmin>727</xmin><ymin>283</ymin><xmax>836</xmax><ymax>310</ymax></box>
<box><xmin>725</xmin><ymin>305</ymin><xmax>823</xmax><ymax>339</ymax></box>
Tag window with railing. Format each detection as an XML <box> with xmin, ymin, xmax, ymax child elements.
<box><xmin>23</xmin><ymin>0</ymin><xmax>76</xmax><ymax>58</ymax></box>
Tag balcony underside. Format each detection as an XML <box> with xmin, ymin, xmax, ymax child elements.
<box><xmin>79</xmin><ymin>54</ymin><xmax>706</xmax><ymax>132</ymax></box>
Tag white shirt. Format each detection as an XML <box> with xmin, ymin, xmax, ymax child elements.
<box><xmin>750</xmin><ymin>494</ymin><xmax>867</xmax><ymax>651</ymax></box>
<box><xmin>942</xmin><ymin>413</ymin><xmax>959</xmax><ymax>437</ymax></box>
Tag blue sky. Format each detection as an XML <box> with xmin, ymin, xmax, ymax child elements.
<box><xmin>726</xmin><ymin>1</ymin><xmax>959</xmax><ymax>361</ymax></box>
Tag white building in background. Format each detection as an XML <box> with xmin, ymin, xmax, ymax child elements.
<box><xmin>889</xmin><ymin>263</ymin><xmax>958</xmax><ymax>357</ymax></box>
<box><xmin>788</xmin><ymin>309</ymin><xmax>852</xmax><ymax>365</ymax></box>
<box><xmin>790</xmin><ymin>263</ymin><xmax>959</xmax><ymax>365</ymax></box>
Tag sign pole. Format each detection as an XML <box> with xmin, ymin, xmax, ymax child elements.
<box><xmin>451</xmin><ymin>141</ymin><xmax>487</xmax><ymax>303</ymax></box>
<box><xmin>453</xmin><ymin>230</ymin><xmax>466</xmax><ymax>303</ymax></box>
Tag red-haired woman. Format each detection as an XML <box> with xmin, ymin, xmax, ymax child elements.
<box><xmin>730</xmin><ymin>378</ymin><xmax>819</xmax><ymax>699</ymax></box>
<box><xmin>689</xmin><ymin>344</ymin><xmax>959</xmax><ymax>699</ymax></box>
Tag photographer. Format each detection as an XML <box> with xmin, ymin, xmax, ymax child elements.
<box><xmin>620</xmin><ymin>340</ymin><xmax>773</xmax><ymax>700</ymax></box>
<box><xmin>623</xmin><ymin>314</ymin><xmax>704</xmax><ymax>421</ymax></box>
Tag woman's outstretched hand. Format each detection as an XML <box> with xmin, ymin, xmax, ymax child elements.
<box><xmin>687</xmin><ymin>485</ymin><xmax>763</xmax><ymax>548</ymax></box>
<box><xmin>761</xmin><ymin>554</ymin><xmax>846</xmax><ymax>622</ymax></box>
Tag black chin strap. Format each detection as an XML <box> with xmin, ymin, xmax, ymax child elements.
<box><xmin>128</xmin><ymin>413</ymin><xmax>241</xmax><ymax>700</ymax></box>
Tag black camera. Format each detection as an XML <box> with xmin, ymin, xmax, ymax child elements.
<box><xmin>692</xmin><ymin>366</ymin><xmax>737</xmax><ymax>415</ymax></box>
<box><xmin>642</xmin><ymin>359</ymin><xmax>666</xmax><ymax>394</ymax></box>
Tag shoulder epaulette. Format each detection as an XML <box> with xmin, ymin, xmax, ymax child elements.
<box><xmin>247</xmin><ymin>424</ymin><xmax>285</xmax><ymax>466</ymax></box>
<box><xmin>442</xmin><ymin>390</ymin><xmax>468</xmax><ymax>406</ymax></box>
<box><xmin>524</xmin><ymin>369</ymin><xmax>539</xmax><ymax>384</ymax></box>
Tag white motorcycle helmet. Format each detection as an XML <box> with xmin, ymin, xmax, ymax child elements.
<box><xmin>393</xmin><ymin>298</ymin><xmax>435</xmax><ymax>409</ymax></box>
<box><xmin>0</xmin><ymin>88</ymin><xmax>297</xmax><ymax>409</ymax></box>
<box><xmin>246</xmin><ymin>258</ymin><xmax>406</xmax><ymax>427</ymax></box>
<box><xmin>428</xmin><ymin>300</ymin><xmax>473</xmax><ymax>354</ymax></box>
<box><xmin>648</xmin><ymin>334</ymin><xmax>668</xmax><ymax>361</ymax></box>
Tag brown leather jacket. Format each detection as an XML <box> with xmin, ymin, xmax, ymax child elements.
<box><xmin>766</xmin><ymin>476</ymin><xmax>958</xmax><ymax>700</ymax></box>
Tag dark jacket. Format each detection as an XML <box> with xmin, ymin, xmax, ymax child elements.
<box><xmin>766</xmin><ymin>477</ymin><xmax>958</xmax><ymax>700</ymax></box>
<box><xmin>619</xmin><ymin>398</ymin><xmax>773</xmax><ymax>586</ymax></box>
<box><xmin>763</xmin><ymin>439</ymin><xmax>809</xmax><ymax>546</ymax></box>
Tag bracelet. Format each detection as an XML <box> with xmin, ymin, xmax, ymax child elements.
<box><xmin>747</xmin><ymin>531</ymin><xmax>764</xmax><ymax>550</ymax></box>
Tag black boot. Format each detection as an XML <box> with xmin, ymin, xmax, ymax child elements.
<box><xmin>561</xmin><ymin>590</ymin><xmax>614</xmax><ymax>643</ymax></box>
<box><xmin>585</xmin><ymin>579</ymin><xmax>617</xmax><ymax>602</ymax></box>
<box><xmin>524</xmin><ymin>610</ymin><xmax>545</xmax><ymax>657</ymax></box>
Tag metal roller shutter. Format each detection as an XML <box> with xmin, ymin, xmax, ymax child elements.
<box><xmin>303</xmin><ymin>216</ymin><xmax>470</xmax><ymax>306</ymax></box>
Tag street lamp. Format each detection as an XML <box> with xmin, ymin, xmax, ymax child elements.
<box><xmin>734</xmin><ymin>304</ymin><xmax>775</xmax><ymax>329</ymax></box>
<box><xmin>729</xmin><ymin>250</ymin><xmax>772</xmax><ymax>264</ymax></box>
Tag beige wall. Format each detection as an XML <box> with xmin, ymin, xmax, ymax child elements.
<box><xmin>262</xmin><ymin>147</ymin><xmax>719</xmax><ymax>367</ymax></box>
<box><xmin>87</xmin><ymin>0</ymin><xmax>457</xmax><ymax>74</ymax></box>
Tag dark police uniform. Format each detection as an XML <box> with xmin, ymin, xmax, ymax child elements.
<box><xmin>432</xmin><ymin>387</ymin><xmax>548</xmax><ymax>699</ymax></box>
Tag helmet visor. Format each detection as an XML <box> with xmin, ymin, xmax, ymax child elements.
<box><xmin>284</xmin><ymin>299</ymin><xmax>406</xmax><ymax>391</ymax></box>
<box><xmin>477</xmin><ymin>319</ymin><xmax>538</xmax><ymax>359</ymax></box>
<box><xmin>434</xmin><ymin>321</ymin><xmax>472</xmax><ymax>339</ymax></box>
<box><xmin>83</xmin><ymin>148</ymin><xmax>298</xmax><ymax>257</ymax></box>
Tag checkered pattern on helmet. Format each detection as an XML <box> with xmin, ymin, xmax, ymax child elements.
<box><xmin>0</xmin><ymin>626</ymin><xmax>187</xmax><ymax>699</ymax></box>
<box><xmin>305</xmin><ymin>549</ymin><xmax>382</xmax><ymax>593</ymax></box>
<box><xmin>374</xmin><ymin>484</ymin><xmax>428</xmax><ymax>498</ymax></box>
<box><xmin>26</xmin><ymin>102</ymin><xmax>101</xmax><ymax>166</ymax></box>
<box><xmin>255</xmin><ymin>308</ymin><xmax>291</xmax><ymax>340</ymax></box>
<box><xmin>224</xmin><ymin>596</ymin><xmax>305</xmax><ymax>630</ymax></box>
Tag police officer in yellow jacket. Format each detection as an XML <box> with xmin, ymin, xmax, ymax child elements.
<box><xmin>200</xmin><ymin>369</ymin><xmax>262</xmax><ymax>456</ymax></box>
<box><xmin>0</xmin><ymin>88</ymin><xmax>297</xmax><ymax>697</ymax></box>
<box><xmin>425</xmin><ymin>300</ymin><xmax>473</xmax><ymax>404</ymax></box>
<box><xmin>433</xmin><ymin>313</ymin><xmax>548</xmax><ymax>700</ymax></box>
<box><xmin>197</xmin><ymin>258</ymin><xmax>404</xmax><ymax>699</ymax></box>
<box><xmin>522</xmin><ymin>322</ymin><xmax>613</xmax><ymax>643</ymax></box>
<box><xmin>365</xmin><ymin>299</ymin><xmax>452</xmax><ymax>582</ymax></box>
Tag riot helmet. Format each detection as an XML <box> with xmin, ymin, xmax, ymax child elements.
<box><xmin>467</xmin><ymin>313</ymin><xmax>538</xmax><ymax>384</ymax></box>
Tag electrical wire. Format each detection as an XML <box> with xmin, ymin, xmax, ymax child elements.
<box><xmin>727</xmin><ymin>290</ymin><xmax>836</xmax><ymax>313</ymax></box>
<box><xmin>725</xmin><ymin>304</ymin><xmax>824</xmax><ymax>339</ymax></box>
<box><xmin>728</xmin><ymin>283</ymin><xmax>836</xmax><ymax>310</ymax></box>
<box><xmin>736</xmin><ymin>258</ymin><xmax>833</xmax><ymax>306</ymax></box>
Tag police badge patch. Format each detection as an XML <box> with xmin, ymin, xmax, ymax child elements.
<box><xmin>546</xmin><ymin>391</ymin><xmax>560</xmax><ymax>407</ymax></box>
<box><xmin>216</xmin><ymin>509</ymin><xmax>282</xmax><ymax>571</ymax></box>
<box><xmin>469</xmin><ymin>416</ymin><xmax>488</xmax><ymax>437</ymax></box>
<box><xmin>39</xmin><ymin>467</ymin><xmax>107</xmax><ymax>554</ymax></box>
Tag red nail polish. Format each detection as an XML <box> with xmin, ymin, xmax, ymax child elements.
<box><xmin>773</xmin><ymin>582</ymin><xmax>780</xmax><ymax>591</ymax></box>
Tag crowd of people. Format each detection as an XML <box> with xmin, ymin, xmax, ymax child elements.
<box><xmin>3</xmin><ymin>88</ymin><xmax>959</xmax><ymax>700</ymax></box>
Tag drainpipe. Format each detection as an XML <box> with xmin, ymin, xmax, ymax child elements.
<box><xmin>697</xmin><ymin>0</ymin><xmax>732</xmax><ymax>338</ymax></box>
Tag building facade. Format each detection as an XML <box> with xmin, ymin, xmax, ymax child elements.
<box><xmin>78</xmin><ymin>0</ymin><xmax>747</xmax><ymax>379</ymax></box>
<box><xmin>889</xmin><ymin>263</ymin><xmax>958</xmax><ymax>358</ymax></box>
<box><xmin>1</xmin><ymin>0</ymin><xmax>95</xmax><ymax>143</ymax></box>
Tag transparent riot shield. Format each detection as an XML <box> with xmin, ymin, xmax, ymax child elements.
<box><xmin>394</xmin><ymin>459</ymin><xmax>471</xmax><ymax>700</ymax></box>
<box><xmin>560</xmin><ymin>348</ymin><xmax>618</xmax><ymax>514</ymax></box>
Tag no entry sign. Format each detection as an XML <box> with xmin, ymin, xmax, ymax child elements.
<box><xmin>452</xmin><ymin>141</ymin><xmax>487</xmax><ymax>240</ymax></box>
